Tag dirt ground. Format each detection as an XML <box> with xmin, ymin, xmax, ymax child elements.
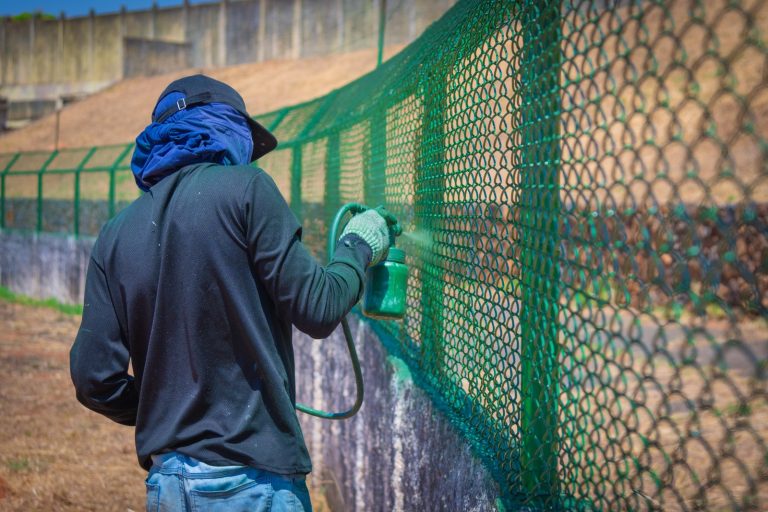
<box><xmin>0</xmin><ymin>300</ymin><xmax>329</xmax><ymax>512</ymax></box>
<box><xmin>0</xmin><ymin>46</ymin><xmax>403</xmax><ymax>154</ymax></box>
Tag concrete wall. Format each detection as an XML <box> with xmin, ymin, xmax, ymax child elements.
<box><xmin>0</xmin><ymin>231</ymin><xmax>92</xmax><ymax>304</ymax></box>
<box><xmin>123</xmin><ymin>38</ymin><xmax>192</xmax><ymax>78</ymax></box>
<box><xmin>295</xmin><ymin>319</ymin><xmax>501</xmax><ymax>511</ymax></box>
<box><xmin>0</xmin><ymin>228</ymin><xmax>501</xmax><ymax>511</ymax></box>
<box><xmin>6</xmin><ymin>98</ymin><xmax>57</xmax><ymax>122</ymax></box>
<box><xmin>0</xmin><ymin>0</ymin><xmax>457</xmax><ymax>101</ymax></box>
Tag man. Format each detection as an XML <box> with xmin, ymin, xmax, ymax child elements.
<box><xmin>70</xmin><ymin>74</ymin><xmax>396</xmax><ymax>511</ymax></box>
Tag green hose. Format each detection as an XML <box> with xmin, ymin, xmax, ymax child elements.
<box><xmin>295</xmin><ymin>202</ymin><xmax>367</xmax><ymax>420</ymax></box>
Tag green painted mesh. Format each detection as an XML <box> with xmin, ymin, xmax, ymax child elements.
<box><xmin>2</xmin><ymin>0</ymin><xmax>768</xmax><ymax>509</ymax></box>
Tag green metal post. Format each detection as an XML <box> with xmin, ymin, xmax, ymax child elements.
<box><xmin>37</xmin><ymin>150</ymin><xmax>59</xmax><ymax>233</ymax></box>
<box><xmin>290</xmin><ymin>145</ymin><xmax>303</xmax><ymax>220</ymax></box>
<box><xmin>73</xmin><ymin>147</ymin><xmax>98</xmax><ymax>238</ymax></box>
<box><xmin>365</xmin><ymin>109</ymin><xmax>387</xmax><ymax>207</ymax></box>
<box><xmin>108</xmin><ymin>144</ymin><xmax>133</xmax><ymax>220</ymax></box>
<box><xmin>0</xmin><ymin>153</ymin><xmax>21</xmax><ymax>230</ymax></box>
<box><xmin>299</xmin><ymin>91</ymin><xmax>339</xmax><ymax>142</ymax></box>
<box><xmin>324</xmin><ymin>133</ymin><xmax>341</xmax><ymax>229</ymax></box>
<box><xmin>267</xmin><ymin>107</ymin><xmax>290</xmax><ymax>132</ymax></box>
<box><xmin>519</xmin><ymin>0</ymin><xmax>562</xmax><ymax>505</ymax></box>
<box><xmin>415</xmin><ymin>72</ymin><xmax>447</xmax><ymax>377</ymax></box>
<box><xmin>376</xmin><ymin>0</ymin><xmax>387</xmax><ymax>68</ymax></box>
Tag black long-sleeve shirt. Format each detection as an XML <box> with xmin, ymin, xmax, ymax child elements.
<box><xmin>69</xmin><ymin>162</ymin><xmax>370</xmax><ymax>473</ymax></box>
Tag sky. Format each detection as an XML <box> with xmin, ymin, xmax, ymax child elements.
<box><xmin>0</xmin><ymin>0</ymin><xmax>208</xmax><ymax>18</ymax></box>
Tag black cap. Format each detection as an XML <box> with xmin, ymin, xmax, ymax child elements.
<box><xmin>153</xmin><ymin>74</ymin><xmax>277</xmax><ymax>161</ymax></box>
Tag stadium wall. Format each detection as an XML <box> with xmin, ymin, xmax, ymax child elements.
<box><xmin>0</xmin><ymin>0</ymin><xmax>456</xmax><ymax>101</ymax></box>
<box><xmin>0</xmin><ymin>229</ymin><xmax>501</xmax><ymax>511</ymax></box>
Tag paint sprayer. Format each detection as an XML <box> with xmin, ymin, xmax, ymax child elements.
<box><xmin>296</xmin><ymin>202</ymin><xmax>407</xmax><ymax>420</ymax></box>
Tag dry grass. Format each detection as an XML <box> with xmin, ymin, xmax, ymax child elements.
<box><xmin>0</xmin><ymin>301</ymin><xmax>331</xmax><ymax>511</ymax></box>
<box><xmin>0</xmin><ymin>46</ymin><xmax>403</xmax><ymax>154</ymax></box>
<box><xmin>0</xmin><ymin>301</ymin><xmax>142</xmax><ymax>511</ymax></box>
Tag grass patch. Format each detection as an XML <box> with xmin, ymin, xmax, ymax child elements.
<box><xmin>0</xmin><ymin>286</ymin><xmax>82</xmax><ymax>316</ymax></box>
<box><xmin>6</xmin><ymin>457</ymin><xmax>30</xmax><ymax>473</ymax></box>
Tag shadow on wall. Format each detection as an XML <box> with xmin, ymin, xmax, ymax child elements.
<box><xmin>296</xmin><ymin>317</ymin><xmax>501</xmax><ymax>511</ymax></box>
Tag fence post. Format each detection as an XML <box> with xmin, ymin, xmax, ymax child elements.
<box><xmin>108</xmin><ymin>144</ymin><xmax>133</xmax><ymax>220</ymax></box>
<box><xmin>73</xmin><ymin>147</ymin><xmax>97</xmax><ymax>238</ymax></box>
<box><xmin>299</xmin><ymin>92</ymin><xmax>339</xmax><ymax>139</ymax></box>
<box><xmin>36</xmin><ymin>150</ymin><xmax>58</xmax><ymax>233</ymax></box>
<box><xmin>0</xmin><ymin>152</ymin><xmax>20</xmax><ymax>230</ymax></box>
<box><xmin>365</xmin><ymin>109</ymin><xmax>386</xmax><ymax>208</ymax></box>
<box><xmin>290</xmin><ymin>145</ymin><xmax>303</xmax><ymax>220</ymax></box>
<box><xmin>267</xmin><ymin>107</ymin><xmax>290</xmax><ymax>132</ymax></box>
<box><xmin>376</xmin><ymin>0</ymin><xmax>387</xmax><ymax>67</ymax></box>
<box><xmin>519</xmin><ymin>0</ymin><xmax>562</xmax><ymax>505</ymax></box>
<box><xmin>415</xmin><ymin>70</ymin><xmax>447</xmax><ymax>378</ymax></box>
<box><xmin>324</xmin><ymin>132</ymin><xmax>341</xmax><ymax>236</ymax></box>
<box><xmin>292</xmin><ymin>93</ymin><xmax>340</xmax><ymax>221</ymax></box>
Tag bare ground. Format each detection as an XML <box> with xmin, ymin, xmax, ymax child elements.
<box><xmin>0</xmin><ymin>46</ymin><xmax>403</xmax><ymax>154</ymax></box>
<box><xmin>0</xmin><ymin>301</ymin><xmax>329</xmax><ymax>512</ymax></box>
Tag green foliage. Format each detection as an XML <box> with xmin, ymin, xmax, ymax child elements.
<box><xmin>5</xmin><ymin>457</ymin><xmax>30</xmax><ymax>473</ymax></box>
<box><xmin>10</xmin><ymin>12</ymin><xmax>56</xmax><ymax>22</ymax></box>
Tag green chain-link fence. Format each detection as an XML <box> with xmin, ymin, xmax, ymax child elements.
<box><xmin>2</xmin><ymin>0</ymin><xmax>767</xmax><ymax>509</ymax></box>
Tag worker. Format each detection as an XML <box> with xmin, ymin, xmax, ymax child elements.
<box><xmin>69</xmin><ymin>74</ymin><xmax>397</xmax><ymax>511</ymax></box>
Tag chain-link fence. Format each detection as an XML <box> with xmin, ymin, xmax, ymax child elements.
<box><xmin>2</xmin><ymin>0</ymin><xmax>767</xmax><ymax>509</ymax></box>
<box><xmin>0</xmin><ymin>145</ymin><xmax>135</xmax><ymax>236</ymax></box>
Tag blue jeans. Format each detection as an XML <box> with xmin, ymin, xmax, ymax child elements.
<box><xmin>145</xmin><ymin>452</ymin><xmax>313</xmax><ymax>512</ymax></box>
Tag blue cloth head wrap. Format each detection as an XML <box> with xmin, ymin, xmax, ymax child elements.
<box><xmin>131</xmin><ymin>91</ymin><xmax>255</xmax><ymax>192</ymax></box>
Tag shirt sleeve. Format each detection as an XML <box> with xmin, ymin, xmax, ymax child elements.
<box><xmin>244</xmin><ymin>171</ymin><xmax>371</xmax><ymax>339</ymax></box>
<box><xmin>69</xmin><ymin>240</ymin><xmax>138</xmax><ymax>425</ymax></box>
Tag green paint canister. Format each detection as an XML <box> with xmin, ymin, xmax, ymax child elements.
<box><xmin>363</xmin><ymin>247</ymin><xmax>408</xmax><ymax>319</ymax></box>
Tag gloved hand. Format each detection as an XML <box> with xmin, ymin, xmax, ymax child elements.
<box><xmin>341</xmin><ymin>206</ymin><xmax>401</xmax><ymax>266</ymax></box>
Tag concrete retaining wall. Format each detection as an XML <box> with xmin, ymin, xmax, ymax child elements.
<box><xmin>0</xmin><ymin>0</ymin><xmax>457</xmax><ymax>101</ymax></box>
<box><xmin>6</xmin><ymin>98</ymin><xmax>57</xmax><ymax>122</ymax></box>
<box><xmin>295</xmin><ymin>319</ymin><xmax>500</xmax><ymax>511</ymax></box>
<box><xmin>123</xmin><ymin>38</ymin><xmax>193</xmax><ymax>78</ymax></box>
<box><xmin>0</xmin><ymin>231</ymin><xmax>92</xmax><ymax>304</ymax></box>
<box><xmin>0</xmin><ymin>229</ymin><xmax>501</xmax><ymax>511</ymax></box>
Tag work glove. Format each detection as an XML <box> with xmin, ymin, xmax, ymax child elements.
<box><xmin>341</xmin><ymin>206</ymin><xmax>401</xmax><ymax>266</ymax></box>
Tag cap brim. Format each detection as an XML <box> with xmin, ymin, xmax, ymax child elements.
<box><xmin>247</xmin><ymin>118</ymin><xmax>278</xmax><ymax>161</ymax></box>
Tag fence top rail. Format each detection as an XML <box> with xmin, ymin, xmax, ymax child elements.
<box><xmin>0</xmin><ymin>143</ymin><xmax>136</xmax><ymax>161</ymax></box>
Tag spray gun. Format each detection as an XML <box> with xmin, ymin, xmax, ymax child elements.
<box><xmin>296</xmin><ymin>202</ymin><xmax>407</xmax><ymax>420</ymax></box>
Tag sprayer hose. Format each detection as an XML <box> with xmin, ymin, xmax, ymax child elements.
<box><xmin>295</xmin><ymin>202</ymin><xmax>367</xmax><ymax>420</ymax></box>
